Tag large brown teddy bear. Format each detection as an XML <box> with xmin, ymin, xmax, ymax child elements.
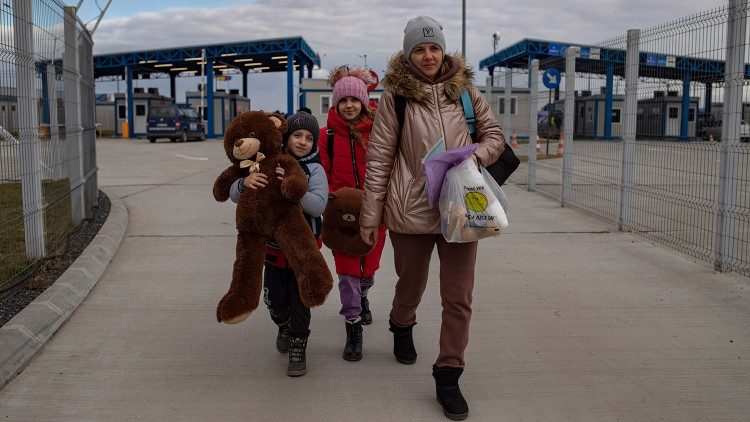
<box><xmin>321</xmin><ymin>187</ymin><xmax>375</xmax><ymax>256</ymax></box>
<box><xmin>213</xmin><ymin>111</ymin><xmax>333</xmax><ymax>324</ymax></box>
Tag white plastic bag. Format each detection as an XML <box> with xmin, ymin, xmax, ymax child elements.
<box><xmin>439</xmin><ymin>158</ymin><xmax>509</xmax><ymax>243</ymax></box>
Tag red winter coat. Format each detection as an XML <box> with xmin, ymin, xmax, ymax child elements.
<box><xmin>319</xmin><ymin>107</ymin><xmax>387</xmax><ymax>277</ymax></box>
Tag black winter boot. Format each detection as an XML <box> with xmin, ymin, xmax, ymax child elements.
<box><xmin>360</xmin><ymin>294</ymin><xmax>373</xmax><ymax>325</ymax></box>
<box><xmin>343</xmin><ymin>319</ymin><xmax>363</xmax><ymax>361</ymax></box>
<box><xmin>432</xmin><ymin>365</ymin><xmax>469</xmax><ymax>421</ymax></box>
<box><xmin>388</xmin><ymin>320</ymin><xmax>417</xmax><ymax>365</ymax></box>
<box><xmin>275</xmin><ymin>321</ymin><xmax>290</xmax><ymax>353</ymax></box>
<box><xmin>287</xmin><ymin>336</ymin><xmax>307</xmax><ymax>377</ymax></box>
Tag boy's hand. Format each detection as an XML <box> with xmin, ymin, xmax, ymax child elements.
<box><xmin>275</xmin><ymin>165</ymin><xmax>285</xmax><ymax>181</ymax></box>
<box><xmin>243</xmin><ymin>172</ymin><xmax>268</xmax><ymax>190</ymax></box>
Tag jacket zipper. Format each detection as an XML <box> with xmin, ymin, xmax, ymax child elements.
<box><xmin>349</xmin><ymin>133</ymin><xmax>361</xmax><ymax>189</ymax></box>
<box><xmin>433</xmin><ymin>85</ymin><xmax>447</xmax><ymax>141</ymax></box>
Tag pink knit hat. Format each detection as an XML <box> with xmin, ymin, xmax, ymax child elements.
<box><xmin>329</xmin><ymin>66</ymin><xmax>374</xmax><ymax>107</ymax></box>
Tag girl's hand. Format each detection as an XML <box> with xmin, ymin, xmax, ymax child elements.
<box><xmin>275</xmin><ymin>165</ymin><xmax>285</xmax><ymax>181</ymax></box>
<box><xmin>360</xmin><ymin>226</ymin><xmax>378</xmax><ymax>245</ymax></box>
<box><xmin>243</xmin><ymin>172</ymin><xmax>268</xmax><ymax>190</ymax></box>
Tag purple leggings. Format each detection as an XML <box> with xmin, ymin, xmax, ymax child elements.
<box><xmin>338</xmin><ymin>274</ymin><xmax>374</xmax><ymax>320</ymax></box>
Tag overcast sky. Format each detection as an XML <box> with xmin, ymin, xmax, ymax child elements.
<box><xmin>79</xmin><ymin>0</ymin><xmax>727</xmax><ymax>111</ymax></box>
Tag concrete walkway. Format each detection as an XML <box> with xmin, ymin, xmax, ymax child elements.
<box><xmin>1</xmin><ymin>137</ymin><xmax>748</xmax><ymax>421</ymax></box>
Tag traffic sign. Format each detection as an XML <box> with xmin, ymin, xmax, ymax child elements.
<box><xmin>542</xmin><ymin>68</ymin><xmax>560</xmax><ymax>90</ymax></box>
<box><xmin>367</xmin><ymin>69</ymin><xmax>379</xmax><ymax>92</ymax></box>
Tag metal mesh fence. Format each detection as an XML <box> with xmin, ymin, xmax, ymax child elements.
<box><xmin>489</xmin><ymin>1</ymin><xmax>749</xmax><ymax>276</ymax></box>
<box><xmin>0</xmin><ymin>1</ymin><xmax>97</xmax><ymax>295</ymax></box>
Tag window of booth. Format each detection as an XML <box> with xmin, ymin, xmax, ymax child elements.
<box><xmin>611</xmin><ymin>108</ymin><xmax>621</xmax><ymax>123</ymax></box>
<box><xmin>498</xmin><ymin>97</ymin><xmax>517</xmax><ymax>115</ymax></box>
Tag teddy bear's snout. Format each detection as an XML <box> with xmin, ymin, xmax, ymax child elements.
<box><xmin>233</xmin><ymin>137</ymin><xmax>261</xmax><ymax>160</ymax></box>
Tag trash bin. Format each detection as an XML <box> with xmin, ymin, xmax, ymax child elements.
<box><xmin>120</xmin><ymin>120</ymin><xmax>129</xmax><ymax>139</ymax></box>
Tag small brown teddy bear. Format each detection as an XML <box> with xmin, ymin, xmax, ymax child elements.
<box><xmin>321</xmin><ymin>187</ymin><xmax>375</xmax><ymax>256</ymax></box>
<box><xmin>213</xmin><ymin>111</ymin><xmax>333</xmax><ymax>324</ymax></box>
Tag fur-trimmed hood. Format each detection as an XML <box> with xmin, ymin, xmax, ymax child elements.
<box><xmin>382</xmin><ymin>52</ymin><xmax>474</xmax><ymax>103</ymax></box>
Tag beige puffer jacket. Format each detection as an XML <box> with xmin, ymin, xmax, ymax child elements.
<box><xmin>361</xmin><ymin>52</ymin><xmax>506</xmax><ymax>234</ymax></box>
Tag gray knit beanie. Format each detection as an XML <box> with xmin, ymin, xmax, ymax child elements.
<box><xmin>284</xmin><ymin>111</ymin><xmax>319</xmax><ymax>145</ymax></box>
<box><xmin>403</xmin><ymin>15</ymin><xmax>446</xmax><ymax>57</ymax></box>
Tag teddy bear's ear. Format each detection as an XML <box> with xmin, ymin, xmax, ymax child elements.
<box><xmin>268</xmin><ymin>113</ymin><xmax>288</xmax><ymax>135</ymax></box>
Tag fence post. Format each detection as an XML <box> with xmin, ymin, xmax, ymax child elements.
<box><xmin>528</xmin><ymin>59</ymin><xmax>539</xmax><ymax>190</ymax></box>
<box><xmin>49</xmin><ymin>60</ymin><xmax>62</xmax><ymax>181</ymax></box>
<box><xmin>14</xmin><ymin>0</ymin><xmax>45</xmax><ymax>259</ymax></box>
<box><xmin>714</xmin><ymin>0</ymin><xmax>747</xmax><ymax>271</ymax></box>
<box><xmin>619</xmin><ymin>29</ymin><xmax>640</xmax><ymax>232</ymax></box>
<box><xmin>504</xmin><ymin>69</ymin><xmax>512</xmax><ymax>141</ymax></box>
<box><xmin>562</xmin><ymin>47</ymin><xmax>578</xmax><ymax>206</ymax></box>
<box><xmin>79</xmin><ymin>34</ymin><xmax>97</xmax><ymax>217</ymax></box>
<box><xmin>64</xmin><ymin>6</ymin><xmax>85</xmax><ymax>224</ymax></box>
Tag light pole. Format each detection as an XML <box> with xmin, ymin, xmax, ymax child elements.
<box><xmin>492</xmin><ymin>31</ymin><xmax>501</xmax><ymax>55</ymax></box>
<box><xmin>462</xmin><ymin>0</ymin><xmax>466</xmax><ymax>58</ymax></box>
<box><xmin>358</xmin><ymin>54</ymin><xmax>367</xmax><ymax>67</ymax></box>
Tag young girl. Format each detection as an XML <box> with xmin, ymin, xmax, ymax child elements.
<box><xmin>230</xmin><ymin>111</ymin><xmax>328</xmax><ymax>377</ymax></box>
<box><xmin>319</xmin><ymin>66</ymin><xmax>387</xmax><ymax>362</ymax></box>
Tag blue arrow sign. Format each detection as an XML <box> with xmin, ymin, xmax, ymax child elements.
<box><xmin>542</xmin><ymin>68</ymin><xmax>561</xmax><ymax>90</ymax></box>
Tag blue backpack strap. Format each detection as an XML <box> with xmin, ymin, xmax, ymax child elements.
<box><xmin>460</xmin><ymin>89</ymin><xmax>476</xmax><ymax>136</ymax></box>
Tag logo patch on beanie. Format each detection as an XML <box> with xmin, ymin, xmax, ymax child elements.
<box><xmin>423</xmin><ymin>27</ymin><xmax>434</xmax><ymax>37</ymax></box>
<box><xmin>293</xmin><ymin>116</ymin><xmax>304</xmax><ymax>125</ymax></box>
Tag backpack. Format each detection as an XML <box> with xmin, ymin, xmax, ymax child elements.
<box><xmin>395</xmin><ymin>90</ymin><xmax>519</xmax><ymax>186</ymax></box>
<box><xmin>325</xmin><ymin>90</ymin><xmax>519</xmax><ymax>186</ymax></box>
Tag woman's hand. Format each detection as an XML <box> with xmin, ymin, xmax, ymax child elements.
<box><xmin>360</xmin><ymin>226</ymin><xmax>378</xmax><ymax>245</ymax></box>
<box><xmin>275</xmin><ymin>165</ymin><xmax>285</xmax><ymax>181</ymax></box>
<box><xmin>243</xmin><ymin>172</ymin><xmax>268</xmax><ymax>190</ymax></box>
<box><xmin>471</xmin><ymin>153</ymin><xmax>480</xmax><ymax>168</ymax></box>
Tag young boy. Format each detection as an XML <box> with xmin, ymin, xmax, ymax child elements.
<box><xmin>230</xmin><ymin>111</ymin><xmax>328</xmax><ymax>377</ymax></box>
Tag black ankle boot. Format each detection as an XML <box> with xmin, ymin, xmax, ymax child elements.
<box><xmin>432</xmin><ymin>365</ymin><xmax>469</xmax><ymax>421</ymax></box>
<box><xmin>360</xmin><ymin>295</ymin><xmax>372</xmax><ymax>325</ymax></box>
<box><xmin>287</xmin><ymin>336</ymin><xmax>307</xmax><ymax>377</ymax></box>
<box><xmin>275</xmin><ymin>321</ymin><xmax>290</xmax><ymax>353</ymax></box>
<box><xmin>343</xmin><ymin>319</ymin><xmax>363</xmax><ymax>361</ymax></box>
<box><xmin>388</xmin><ymin>320</ymin><xmax>417</xmax><ymax>364</ymax></box>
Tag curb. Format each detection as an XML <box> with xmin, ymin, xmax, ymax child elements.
<box><xmin>0</xmin><ymin>188</ymin><xmax>128</xmax><ymax>388</ymax></box>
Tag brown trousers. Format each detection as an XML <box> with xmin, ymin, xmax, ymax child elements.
<box><xmin>388</xmin><ymin>232</ymin><xmax>477</xmax><ymax>367</ymax></box>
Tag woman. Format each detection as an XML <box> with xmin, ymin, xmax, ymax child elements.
<box><xmin>319</xmin><ymin>66</ymin><xmax>388</xmax><ymax>362</ymax></box>
<box><xmin>359</xmin><ymin>16</ymin><xmax>506</xmax><ymax>420</ymax></box>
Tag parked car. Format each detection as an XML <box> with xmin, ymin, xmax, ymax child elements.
<box><xmin>147</xmin><ymin>104</ymin><xmax>205</xmax><ymax>143</ymax></box>
<box><xmin>700</xmin><ymin>115</ymin><xmax>750</xmax><ymax>142</ymax></box>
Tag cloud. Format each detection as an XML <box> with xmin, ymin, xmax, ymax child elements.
<box><xmin>91</xmin><ymin>0</ymin><xmax>726</xmax><ymax>110</ymax></box>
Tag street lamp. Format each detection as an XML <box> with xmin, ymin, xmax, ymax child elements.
<box><xmin>492</xmin><ymin>31</ymin><xmax>501</xmax><ymax>55</ymax></box>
